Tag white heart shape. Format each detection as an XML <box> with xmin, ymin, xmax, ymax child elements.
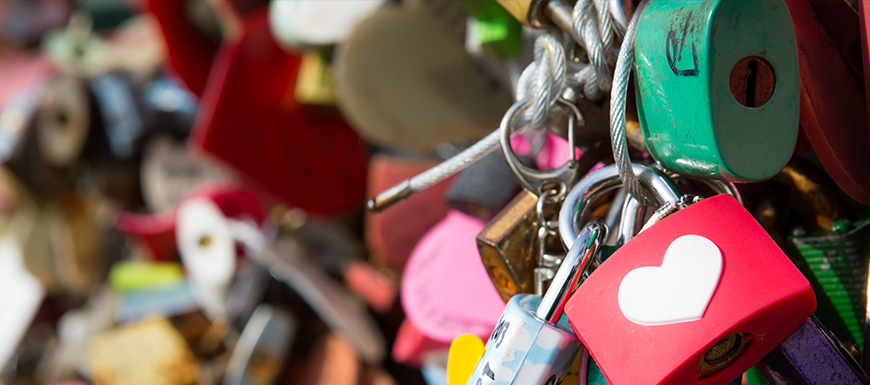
<box><xmin>617</xmin><ymin>234</ymin><xmax>723</xmax><ymax>326</ymax></box>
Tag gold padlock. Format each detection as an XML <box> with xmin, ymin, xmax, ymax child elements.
<box><xmin>87</xmin><ymin>317</ymin><xmax>199</xmax><ymax>385</ymax></box>
<box><xmin>295</xmin><ymin>51</ymin><xmax>338</xmax><ymax>107</ymax></box>
<box><xmin>477</xmin><ymin>190</ymin><xmax>562</xmax><ymax>302</ymax></box>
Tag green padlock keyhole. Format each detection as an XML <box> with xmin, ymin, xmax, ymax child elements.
<box><xmin>634</xmin><ymin>0</ymin><xmax>799</xmax><ymax>182</ymax></box>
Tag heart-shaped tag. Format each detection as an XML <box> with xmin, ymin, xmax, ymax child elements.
<box><xmin>617</xmin><ymin>234</ymin><xmax>722</xmax><ymax>325</ymax></box>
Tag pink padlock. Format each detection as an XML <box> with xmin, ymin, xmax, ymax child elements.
<box><xmin>561</xmin><ymin>166</ymin><xmax>816</xmax><ymax>385</ymax></box>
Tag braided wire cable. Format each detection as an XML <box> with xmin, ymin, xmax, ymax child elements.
<box><xmin>572</xmin><ymin>0</ymin><xmax>610</xmax><ymax>92</ymax></box>
<box><xmin>595</xmin><ymin>0</ymin><xmax>614</xmax><ymax>53</ymax></box>
<box><xmin>609</xmin><ymin>0</ymin><xmax>651</xmax><ymax>205</ymax></box>
<box><xmin>516</xmin><ymin>34</ymin><xmax>566</xmax><ymax>129</ymax></box>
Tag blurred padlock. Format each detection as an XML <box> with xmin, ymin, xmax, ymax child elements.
<box><xmin>35</xmin><ymin>74</ymin><xmax>95</xmax><ymax>168</ymax></box>
<box><xmin>268</xmin><ymin>0</ymin><xmax>385</xmax><ymax>50</ymax></box>
<box><xmin>402</xmin><ymin>210</ymin><xmax>505</xmax><ymax>348</ymax></box>
<box><xmin>789</xmin><ymin>0</ymin><xmax>870</xmax><ymax>204</ymax></box>
<box><xmin>145</xmin><ymin>0</ymin><xmax>218</xmax><ymax>96</ymax></box>
<box><xmin>634</xmin><ymin>0</ymin><xmax>799</xmax><ymax>182</ymax></box>
<box><xmin>89</xmin><ymin>71</ymin><xmax>146</xmax><ymax>160</ymax></box>
<box><xmin>87</xmin><ymin>317</ymin><xmax>200</xmax><ymax>385</ymax></box>
<box><xmin>335</xmin><ymin>0</ymin><xmax>512</xmax><ymax>151</ymax></box>
<box><xmin>466</xmin><ymin>219</ymin><xmax>606</xmax><ymax>385</ymax></box>
<box><xmin>294</xmin><ymin>51</ymin><xmax>338</xmax><ymax>107</ymax></box>
<box><xmin>140</xmin><ymin>135</ymin><xmax>230</xmax><ymax>214</ymax></box>
<box><xmin>0</xmin><ymin>231</ymin><xmax>45</xmax><ymax>372</ymax></box>
<box><xmin>564</xmin><ymin>166</ymin><xmax>816</xmax><ymax>385</ymax></box>
<box><xmin>756</xmin><ymin>317</ymin><xmax>870</xmax><ymax>385</ymax></box>
<box><xmin>365</xmin><ymin>153</ymin><xmax>454</xmax><ymax>273</ymax></box>
<box><xmin>189</xmin><ymin>10</ymin><xmax>369</xmax><ymax>216</ymax></box>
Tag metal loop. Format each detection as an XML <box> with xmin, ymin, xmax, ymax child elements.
<box><xmin>500</xmin><ymin>97</ymin><xmax>583</xmax><ymax>197</ymax></box>
<box><xmin>558</xmin><ymin>163</ymin><xmax>682</xmax><ymax>248</ymax></box>
<box><xmin>536</xmin><ymin>219</ymin><xmax>607</xmax><ymax>323</ymax></box>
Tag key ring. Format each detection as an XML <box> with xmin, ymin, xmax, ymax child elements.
<box><xmin>500</xmin><ymin>97</ymin><xmax>584</xmax><ymax>199</ymax></box>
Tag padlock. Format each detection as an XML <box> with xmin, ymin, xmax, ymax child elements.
<box><xmin>86</xmin><ymin>317</ymin><xmax>200</xmax><ymax>385</ymax></box>
<box><xmin>188</xmin><ymin>10</ymin><xmax>369</xmax><ymax>216</ymax></box>
<box><xmin>89</xmin><ymin>71</ymin><xmax>146</xmax><ymax>160</ymax></box>
<box><xmin>365</xmin><ymin>153</ymin><xmax>454</xmax><ymax>273</ymax></box>
<box><xmin>142</xmin><ymin>76</ymin><xmax>197</xmax><ymax>136</ymax></box>
<box><xmin>789</xmin><ymin>0</ymin><xmax>870</xmax><ymax>204</ymax></box>
<box><xmin>755</xmin><ymin>317</ymin><xmax>870</xmax><ymax>385</ymax></box>
<box><xmin>402</xmin><ymin>210</ymin><xmax>505</xmax><ymax>346</ymax></box>
<box><xmin>294</xmin><ymin>50</ymin><xmax>338</xmax><ymax>107</ymax></box>
<box><xmin>34</xmin><ymin>74</ymin><xmax>95</xmax><ymax>168</ymax></box>
<box><xmin>0</xmin><ymin>230</ymin><xmax>45</xmax><ymax>372</ymax></box>
<box><xmin>476</xmin><ymin>169</ymin><xmax>592</xmax><ymax>302</ymax></box>
<box><xmin>140</xmin><ymin>135</ymin><xmax>230</xmax><ymax>214</ymax></box>
<box><xmin>334</xmin><ymin>0</ymin><xmax>512</xmax><ymax>151</ymax></box>
<box><xmin>144</xmin><ymin>0</ymin><xmax>218</xmax><ymax>96</ymax></box>
<box><xmin>633</xmin><ymin>0</ymin><xmax>799</xmax><ymax>182</ymax></box>
<box><xmin>477</xmin><ymin>190</ymin><xmax>546</xmax><ymax>302</ymax></box>
<box><xmin>466</xmin><ymin>219</ymin><xmax>606</xmax><ymax>385</ymax></box>
<box><xmin>563</xmin><ymin>166</ymin><xmax>816</xmax><ymax>385</ymax></box>
<box><xmin>268</xmin><ymin>0</ymin><xmax>385</xmax><ymax>49</ymax></box>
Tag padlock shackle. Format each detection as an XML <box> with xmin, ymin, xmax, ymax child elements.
<box><xmin>559</xmin><ymin>163</ymin><xmax>681</xmax><ymax>248</ymax></box>
<box><xmin>537</xmin><ymin>219</ymin><xmax>607</xmax><ymax>323</ymax></box>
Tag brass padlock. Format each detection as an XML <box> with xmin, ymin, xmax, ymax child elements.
<box><xmin>477</xmin><ymin>190</ymin><xmax>546</xmax><ymax>302</ymax></box>
<box><xmin>87</xmin><ymin>317</ymin><xmax>199</xmax><ymax>385</ymax></box>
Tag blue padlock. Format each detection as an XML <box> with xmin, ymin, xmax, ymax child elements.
<box><xmin>467</xmin><ymin>219</ymin><xmax>607</xmax><ymax>385</ymax></box>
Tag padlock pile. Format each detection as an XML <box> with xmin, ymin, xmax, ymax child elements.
<box><xmin>0</xmin><ymin>0</ymin><xmax>869</xmax><ymax>384</ymax></box>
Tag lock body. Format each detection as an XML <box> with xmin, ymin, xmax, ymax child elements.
<box><xmin>467</xmin><ymin>295</ymin><xmax>580</xmax><ymax>385</ymax></box>
<box><xmin>634</xmin><ymin>0</ymin><xmax>798</xmax><ymax>182</ymax></box>
<box><xmin>477</xmin><ymin>190</ymin><xmax>558</xmax><ymax>302</ymax></box>
<box><xmin>566</xmin><ymin>194</ymin><xmax>815</xmax><ymax>385</ymax></box>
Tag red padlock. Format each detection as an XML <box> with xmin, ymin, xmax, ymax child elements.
<box><xmin>562</xmin><ymin>168</ymin><xmax>815</xmax><ymax>385</ymax></box>
<box><xmin>787</xmin><ymin>0</ymin><xmax>870</xmax><ymax>204</ymax></box>
<box><xmin>189</xmin><ymin>11</ymin><xmax>369</xmax><ymax>216</ymax></box>
<box><xmin>147</xmin><ymin>2</ymin><xmax>369</xmax><ymax>216</ymax></box>
<box><xmin>116</xmin><ymin>183</ymin><xmax>265</xmax><ymax>262</ymax></box>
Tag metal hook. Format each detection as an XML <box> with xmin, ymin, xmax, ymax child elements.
<box><xmin>500</xmin><ymin>97</ymin><xmax>584</xmax><ymax>199</ymax></box>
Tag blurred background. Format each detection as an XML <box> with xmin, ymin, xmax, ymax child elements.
<box><xmin>0</xmin><ymin>0</ymin><xmax>536</xmax><ymax>383</ymax></box>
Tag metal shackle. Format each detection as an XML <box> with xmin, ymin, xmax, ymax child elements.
<box><xmin>536</xmin><ymin>218</ymin><xmax>607</xmax><ymax>323</ymax></box>
<box><xmin>558</xmin><ymin>163</ymin><xmax>681</xmax><ymax>248</ymax></box>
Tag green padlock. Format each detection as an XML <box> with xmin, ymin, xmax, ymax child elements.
<box><xmin>634</xmin><ymin>0</ymin><xmax>799</xmax><ymax>182</ymax></box>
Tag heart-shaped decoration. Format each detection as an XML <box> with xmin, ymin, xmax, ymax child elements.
<box><xmin>617</xmin><ymin>234</ymin><xmax>723</xmax><ymax>325</ymax></box>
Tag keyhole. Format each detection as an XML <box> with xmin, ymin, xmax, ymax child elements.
<box><xmin>55</xmin><ymin>110</ymin><xmax>69</xmax><ymax>129</ymax></box>
<box><xmin>698</xmin><ymin>332</ymin><xmax>752</xmax><ymax>379</ymax></box>
<box><xmin>729</xmin><ymin>56</ymin><xmax>775</xmax><ymax>108</ymax></box>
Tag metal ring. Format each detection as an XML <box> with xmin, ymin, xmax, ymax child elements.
<box><xmin>558</xmin><ymin>163</ymin><xmax>682</xmax><ymax>248</ymax></box>
<box><xmin>500</xmin><ymin>97</ymin><xmax>583</xmax><ymax>198</ymax></box>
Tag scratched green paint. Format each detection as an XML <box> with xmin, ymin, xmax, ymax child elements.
<box><xmin>634</xmin><ymin>0</ymin><xmax>799</xmax><ymax>182</ymax></box>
